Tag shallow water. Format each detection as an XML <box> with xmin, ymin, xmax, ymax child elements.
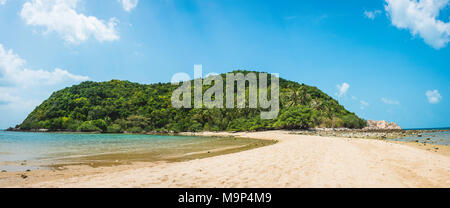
<box><xmin>0</xmin><ymin>131</ymin><xmax>273</xmax><ymax>172</ymax></box>
<box><xmin>390</xmin><ymin>131</ymin><xmax>450</xmax><ymax>146</ymax></box>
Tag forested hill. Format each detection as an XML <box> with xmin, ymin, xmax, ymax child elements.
<box><xmin>17</xmin><ymin>71</ymin><xmax>366</xmax><ymax>133</ymax></box>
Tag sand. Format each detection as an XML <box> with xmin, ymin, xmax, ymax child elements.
<box><xmin>1</xmin><ymin>130</ymin><xmax>449</xmax><ymax>188</ymax></box>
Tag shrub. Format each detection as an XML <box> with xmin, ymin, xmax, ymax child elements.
<box><xmin>92</xmin><ymin>119</ymin><xmax>108</xmax><ymax>131</ymax></box>
<box><xmin>273</xmin><ymin>107</ymin><xmax>313</xmax><ymax>129</ymax></box>
<box><xmin>127</xmin><ymin>126</ymin><xmax>143</xmax><ymax>133</ymax></box>
<box><xmin>77</xmin><ymin>121</ymin><xmax>101</xmax><ymax>132</ymax></box>
<box><xmin>106</xmin><ymin>124</ymin><xmax>123</xmax><ymax>133</ymax></box>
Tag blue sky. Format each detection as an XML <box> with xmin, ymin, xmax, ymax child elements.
<box><xmin>0</xmin><ymin>0</ymin><xmax>449</xmax><ymax>129</ymax></box>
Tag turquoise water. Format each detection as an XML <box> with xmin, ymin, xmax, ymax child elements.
<box><xmin>0</xmin><ymin>131</ymin><xmax>257</xmax><ymax>172</ymax></box>
<box><xmin>390</xmin><ymin>131</ymin><xmax>450</xmax><ymax>146</ymax></box>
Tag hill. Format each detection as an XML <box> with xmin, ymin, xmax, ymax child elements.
<box><xmin>18</xmin><ymin>71</ymin><xmax>366</xmax><ymax>133</ymax></box>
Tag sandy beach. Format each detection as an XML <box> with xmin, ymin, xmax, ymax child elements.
<box><xmin>1</xmin><ymin>130</ymin><xmax>449</xmax><ymax>188</ymax></box>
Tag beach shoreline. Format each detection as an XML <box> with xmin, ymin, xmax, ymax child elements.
<box><xmin>1</xmin><ymin>130</ymin><xmax>449</xmax><ymax>188</ymax></box>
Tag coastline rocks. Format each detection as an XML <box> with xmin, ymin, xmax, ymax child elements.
<box><xmin>6</xmin><ymin>127</ymin><xmax>21</xmax><ymax>131</ymax></box>
<box><xmin>364</xmin><ymin>120</ymin><xmax>401</xmax><ymax>130</ymax></box>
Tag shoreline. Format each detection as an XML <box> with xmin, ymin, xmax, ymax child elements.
<box><xmin>0</xmin><ymin>133</ymin><xmax>276</xmax><ymax>172</ymax></box>
<box><xmin>4</xmin><ymin>128</ymin><xmax>450</xmax><ymax>149</ymax></box>
<box><xmin>5</xmin><ymin>127</ymin><xmax>450</xmax><ymax>136</ymax></box>
<box><xmin>1</xmin><ymin>130</ymin><xmax>449</xmax><ymax>188</ymax></box>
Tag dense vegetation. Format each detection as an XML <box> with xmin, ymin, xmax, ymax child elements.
<box><xmin>18</xmin><ymin>71</ymin><xmax>366</xmax><ymax>133</ymax></box>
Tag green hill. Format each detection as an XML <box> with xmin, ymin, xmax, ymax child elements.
<box><xmin>18</xmin><ymin>71</ymin><xmax>366</xmax><ymax>133</ymax></box>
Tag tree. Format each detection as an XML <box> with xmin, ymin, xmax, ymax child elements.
<box><xmin>18</xmin><ymin>71</ymin><xmax>367</xmax><ymax>132</ymax></box>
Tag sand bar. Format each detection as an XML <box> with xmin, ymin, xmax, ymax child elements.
<box><xmin>1</xmin><ymin>130</ymin><xmax>449</xmax><ymax>188</ymax></box>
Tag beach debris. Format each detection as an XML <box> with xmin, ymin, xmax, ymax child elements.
<box><xmin>20</xmin><ymin>174</ymin><xmax>28</xmax><ymax>179</ymax></box>
<box><xmin>426</xmin><ymin>138</ymin><xmax>431</xmax><ymax>140</ymax></box>
<box><xmin>21</xmin><ymin>162</ymin><xmax>26</xmax><ymax>166</ymax></box>
<box><xmin>1</xmin><ymin>170</ymin><xmax>6</xmax><ymax>173</ymax></box>
<box><xmin>434</xmin><ymin>147</ymin><xmax>439</xmax><ymax>150</ymax></box>
<box><xmin>26</xmin><ymin>169</ymin><xmax>31</xmax><ymax>172</ymax></box>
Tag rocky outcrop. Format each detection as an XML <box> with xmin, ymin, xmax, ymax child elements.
<box><xmin>364</xmin><ymin>120</ymin><xmax>401</xmax><ymax>130</ymax></box>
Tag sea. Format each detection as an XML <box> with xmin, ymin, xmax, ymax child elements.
<box><xmin>0</xmin><ymin>131</ymin><xmax>271</xmax><ymax>172</ymax></box>
<box><xmin>389</xmin><ymin>129</ymin><xmax>450</xmax><ymax>146</ymax></box>
<box><xmin>1</xmin><ymin>129</ymin><xmax>448</xmax><ymax>172</ymax></box>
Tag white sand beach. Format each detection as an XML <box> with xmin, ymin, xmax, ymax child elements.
<box><xmin>2</xmin><ymin>131</ymin><xmax>450</xmax><ymax>188</ymax></box>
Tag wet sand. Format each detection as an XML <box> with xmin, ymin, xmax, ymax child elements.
<box><xmin>1</xmin><ymin>131</ymin><xmax>449</xmax><ymax>188</ymax></box>
<box><xmin>0</xmin><ymin>136</ymin><xmax>276</xmax><ymax>187</ymax></box>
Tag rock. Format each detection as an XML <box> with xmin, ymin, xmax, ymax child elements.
<box><xmin>364</xmin><ymin>120</ymin><xmax>401</xmax><ymax>130</ymax></box>
<box><xmin>20</xmin><ymin>174</ymin><xmax>28</xmax><ymax>179</ymax></box>
<box><xmin>6</xmin><ymin>127</ymin><xmax>21</xmax><ymax>131</ymax></box>
<box><xmin>1</xmin><ymin>170</ymin><xmax>6</xmax><ymax>173</ymax></box>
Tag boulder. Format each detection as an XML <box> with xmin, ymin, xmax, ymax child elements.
<box><xmin>364</xmin><ymin>120</ymin><xmax>401</xmax><ymax>130</ymax></box>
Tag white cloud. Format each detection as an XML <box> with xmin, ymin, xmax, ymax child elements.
<box><xmin>384</xmin><ymin>0</ymin><xmax>450</xmax><ymax>49</ymax></box>
<box><xmin>364</xmin><ymin>10</ymin><xmax>382</xmax><ymax>20</ymax></box>
<box><xmin>345</xmin><ymin>95</ymin><xmax>370</xmax><ymax>110</ymax></box>
<box><xmin>0</xmin><ymin>0</ymin><xmax>7</xmax><ymax>5</ymax></box>
<box><xmin>0</xmin><ymin>87</ymin><xmax>41</xmax><ymax>109</ymax></box>
<box><xmin>336</xmin><ymin>82</ymin><xmax>350</xmax><ymax>97</ymax></box>
<box><xmin>426</xmin><ymin>89</ymin><xmax>442</xmax><ymax>104</ymax></box>
<box><xmin>0</xmin><ymin>44</ymin><xmax>88</xmax><ymax>87</ymax></box>
<box><xmin>20</xmin><ymin>0</ymin><xmax>119</xmax><ymax>44</ymax></box>
<box><xmin>0</xmin><ymin>43</ymin><xmax>88</xmax><ymax>116</ymax></box>
<box><xmin>119</xmin><ymin>0</ymin><xmax>138</xmax><ymax>12</ymax></box>
<box><xmin>381</xmin><ymin>97</ymin><xmax>400</xmax><ymax>105</ymax></box>
<box><xmin>360</xmin><ymin>100</ymin><xmax>369</xmax><ymax>109</ymax></box>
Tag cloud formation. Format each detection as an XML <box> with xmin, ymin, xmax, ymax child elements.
<box><xmin>364</xmin><ymin>10</ymin><xmax>382</xmax><ymax>20</ymax></box>
<box><xmin>119</xmin><ymin>0</ymin><xmax>138</xmax><ymax>12</ymax></box>
<box><xmin>426</xmin><ymin>89</ymin><xmax>442</xmax><ymax>104</ymax></box>
<box><xmin>336</xmin><ymin>82</ymin><xmax>350</xmax><ymax>97</ymax></box>
<box><xmin>384</xmin><ymin>0</ymin><xmax>450</xmax><ymax>49</ymax></box>
<box><xmin>0</xmin><ymin>43</ymin><xmax>88</xmax><ymax>113</ymax></box>
<box><xmin>360</xmin><ymin>100</ymin><xmax>370</xmax><ymax>110</ymax></box>
<box><xmin>0</xmin><ymin>44</ymin><xmax>88</xmax><ymax>87</ymax></box>
<box><xmin>0</xmin><ymin>0</ymin><xmax>6</xmax><ymax>5</ymax></box>
<box><xmin>20</xmin><ymin>0</ymin><xmax>119</xmax><ymax>44</ymax></box>
<box><xmin>381</xmin><ymin>97</ymin><xmax>400</xmax><ymax>105</ymax></box>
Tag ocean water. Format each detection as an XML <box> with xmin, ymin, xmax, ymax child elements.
<box><xmin>0</xmin><ymin>131</ymin><xmax>269</xmax><ymax>172</ymax></box>
<box><xmin>390</xmin><ymin>130</ymin><xmax>450</xmax><ymax>146</ymax></box>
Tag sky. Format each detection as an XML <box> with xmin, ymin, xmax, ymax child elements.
<box><xmin>0</xmin><ymin>0</ymin><xmax>449</xmax><ymax>129</ymax></box>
